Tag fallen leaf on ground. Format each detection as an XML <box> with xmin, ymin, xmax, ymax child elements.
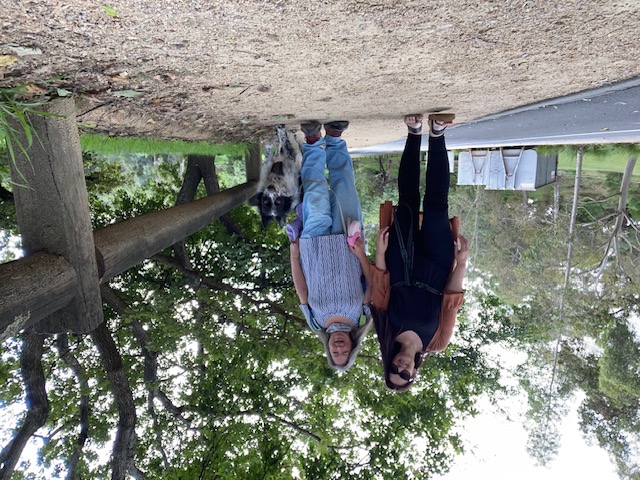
<box><xmin>108</xmin><ymin>74</ymin><xmax>130</xmax><ymax>84</ymax></box>
<box><xmin>24</xmin><ymin>84</ymin><xmax>48</xmax><ymax>95</ymax></box>
<box><xmin>0</xmin><ymin>55</ymin><xmax>17</xmax><ymax>67</ymax></box>
<box><xmin>102</xmin><ymin>5</ymin><xmax>119</xmax><ymax>17</ymax></box>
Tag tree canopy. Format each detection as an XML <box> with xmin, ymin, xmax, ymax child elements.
<box><xmin>1</xmin><ymin>147</ymin><xmax>638</xmax><ymax>479</ymax></box>
<box><xmin>0</xmin><ymin>151</ymin><xmax>503</xmax><ymax>479</ymax></box>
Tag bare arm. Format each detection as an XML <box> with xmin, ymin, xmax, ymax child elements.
<box><xmin>444</xmin><ymin>235</ymin><xmax>469</xmax><ymax>293</ymax></box>
<box><xmin>375</xmin><ymin>226</ymin><xmax>389</xmax><ymax>271</ymax></box>
<box><xmin>349</xmin><ymin>237</ymin><xmax>373</xmax><ymax>304</ymax></box>
<box><xmin>290</xmin><ymin>241</ymin><xmax>308</xmax><ymax>304</ymax></box>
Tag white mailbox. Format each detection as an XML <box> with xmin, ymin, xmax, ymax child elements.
<box><xmin>457</xmin><ymin>148</ymin><xmax>557</xmax><ymax>191</ymax></box>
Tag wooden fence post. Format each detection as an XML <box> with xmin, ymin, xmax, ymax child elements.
<box><xmin>245</xmin><ymin>142</ymin><xmax>261</xmax><ymax>182</ymax></box>
<box><xmin>8</xmin><ymin>98</ymin><xmax>103</xmax><ymax>334</ymax></box>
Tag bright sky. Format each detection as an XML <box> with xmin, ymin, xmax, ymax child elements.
<box><xmin>438</xmin><ymin>381</ymin><xmax>619</xmax><ymax>480</ymax></box>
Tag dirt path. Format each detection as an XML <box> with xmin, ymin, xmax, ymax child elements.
<box><xmin>1</xmin><ymin>1</ymin><xmax>639</xmax><ymax>148</ymax></box>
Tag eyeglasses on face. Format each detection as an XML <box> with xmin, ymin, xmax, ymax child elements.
<box><xmin>389</xmin><ymin>364</ymin><xmax>414</xmax><ymax>382</ymax></box>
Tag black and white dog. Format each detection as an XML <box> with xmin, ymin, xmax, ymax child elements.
<box><xmin>250</xmin><ymin>124</ymin><xmax>303</xmax><ymax>227</ymax></box>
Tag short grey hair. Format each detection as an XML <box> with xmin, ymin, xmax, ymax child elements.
<box><xmin>315</xmin><ymin>308</ymin><xmax>374</xmax><ymax>371</ymax></box>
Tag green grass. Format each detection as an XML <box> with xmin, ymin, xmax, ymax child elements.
<box><xmin>80</xmin><ymin>133</ymin><xmax>247</xmax><ymax>157</ymax></box>
<box><xmin>0</xmin><ymin>84</ymin><xmax>56</xmax><ymax>187</ymax></box>
<box><xmin>537</xmin><ymin>144</ymin><xmax>640</xmax><ymax>175</ymax></box>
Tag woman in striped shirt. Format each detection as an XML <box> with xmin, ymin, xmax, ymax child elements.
<box><xmin>289</xmin><ymin>120</ymin><xmax>373</xmax><ymax>371</ymax></box>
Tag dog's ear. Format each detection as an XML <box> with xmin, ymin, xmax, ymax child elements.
<box><xmin>281</xmin><ymin>196</ymin><xmax>294</xmax><ymax>212</ymax></box>
<box><xmin>276</xmin><ymin>197</ymin><xmax>294</xmax><ymax>227</ymax></box>
<box><xmin>297</xmin><ymin>175</ymin><xmax>303</xmax><ymax>198</ymax></box>
<box><xmin>248</xmin><ymin>192</ymin><xmax>262</xmax><ymax>206</ymax></box>
<box><xmin>261</xmin><ymin>214</ymin><xmax>273</xmax><ymax>228</ymax></box>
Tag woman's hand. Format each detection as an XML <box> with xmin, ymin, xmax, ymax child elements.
<box><xmin>349</xmin><ymin>236</ymin><xmax>366</xmax><ymax>258</ymax></box>
<box><xmin>454</xmin><ymin>234</ymin><xmax>469</xmax><ymax>266</ymax></box>
<box><xmin>290</xmin><ymin>239</ymin><xmax>300</xmax><ymax>259</ymax></box>
<box><xmin>376</xmin><ymin>227</ymin><xmax>389</xmax><ymax>255</ymax></box>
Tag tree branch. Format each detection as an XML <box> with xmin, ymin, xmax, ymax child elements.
<box><xmin>0</xmin><ymin>328</ymin><xmax>49</xmax><ymax>480</ymax></box>
<box><xmin>213</xmin><ymin>411</ymin><xmax>322</xmax><ymax>443</ymax></box>
<box><xmin>595</xmin><ymin>156</ymin><xmax>637</xmax><ymax>284</ymax></box>
<box><xmin>101</xmin><ymin>282</ymin><xmax>201</xmax><ymax>472</ymax></box>
<box><xmin>128</xmin><ymin>464</ymin><xmax>147</xmax><ymax>480</ymax></box>
<box><xmin>152</xmin><ymin>254</ymin><xmax>306</xmax><ymax>328</ymax></box>
<box><xmin>55</xmin><ymin>333</ymin><xmax>90</xmax><ymax>480</ymax></box>
<box><xmin>101</xmin><ymin>286</ymin><xmax>191</xmax><ymax>421</ymax></box>
<box><xmin>147</xmin><ymin>392</ymin><xmax>170</xmax><ymax>470</ymax></box>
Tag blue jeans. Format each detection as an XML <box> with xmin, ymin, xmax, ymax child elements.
<box><xmin>300</xmin><ymin>136</ymin><xmax>362</xmax><ymax>238</ymax></box>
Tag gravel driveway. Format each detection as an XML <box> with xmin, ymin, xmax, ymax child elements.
<box><xmin>1</xmin><ymin>0</ymin><xmax>639</xmax><ymax>148</ymax></box>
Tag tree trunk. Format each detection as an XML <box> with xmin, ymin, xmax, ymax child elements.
<box><xmin>543</xmin><ymin>146</ymin><xmax>583</xmax><ymax>443</ymax></box>
<box><xmin>0</xmin><ymin>328</ymin><xmax>49</xmax><ymax>480</ymax></box>
<box><xmin>245</xmin><ymin>142</ymin><xmax>261</xmax><ymax>182</ymax></box>
<box><xmin>171</xmin><ymin>154</ymin><xmax>221</xmax><ymax>269</ymax></box>
<box><xmin>612</xmin><ymin>156</ymin><xmax>637</xmax><ymax>236</ymax></box>
<box><xmin>564</xmin><ymin>146</ymin><xmax>583</xmax><ymax>287</ymax></box>
<box><xmin>171</xmin><ymin>156</ymin><xmax>204</xmax><ymax>270</ymax></box>
<box><xmin>553</xmin><ymin>173</ymin><xmax>560</xmax><ymax>221</ymax></box>
<box><xmin>90</xmin><ymin>323</ymin><xmax>136</xmax><ymax>480</ymax></box>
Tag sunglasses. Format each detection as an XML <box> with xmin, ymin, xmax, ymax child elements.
<box><xmin>389</xmin><ymin>364</ymin><xmax>414</xmax><ymax>382</ymax></box>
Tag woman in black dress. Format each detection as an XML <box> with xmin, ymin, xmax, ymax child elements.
<box><xmin>371</xmin><ymin>114</ymin><xmax>469</xmax><ymax>391</ymax></box>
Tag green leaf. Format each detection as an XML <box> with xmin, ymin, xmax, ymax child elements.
<box><xmin>102</xmin><ymin>4</ymin><xmax>119</xmax><ymax>17</ymax></box>
<box><xmin>56</xmin><ymin>88</ymin><xmax>71</xmax><ymax>97</ymax></box>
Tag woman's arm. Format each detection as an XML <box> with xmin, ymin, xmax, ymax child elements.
<box><xmin>369</xmin><ymin>227</ymin><xmax>391</xmax><ymax>309</ymax></box>
<box><xmin>290</xmin><ymin>241</ymin><xmax>308</xmax><ymax>304</ymax></box>
<box><xmin>375</xmin><ymin>226</ymin><xmax>389</xmax><ymax>271</ymax></box>
<box><xmin>349</xmin><ymin>237</ymin><xmax>373</xmax><ymax>304</ymax></box>
<box><xmin>444</xmin><ymin>235</ymin><xmax>469</xmax><ymax>293</ymax></box>
<box><xmin>426</xmin><ymin>291</ymin><xmax>464</xmax><ymax>352</ymax></box>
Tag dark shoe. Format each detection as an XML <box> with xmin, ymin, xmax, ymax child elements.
<box><xmin>324</xmin><ymin>121</ymin><xmax>349</xmax><ymax>137</ymax></box>
<box><xmin>301</xmin><ymin>120</ymin><xmax>322</xmax><ymax>144</ymax></box>
<box><xmin>427</xmin><ymin>113</ymin><xmax>455</xmax><ymax>137</ymax></box>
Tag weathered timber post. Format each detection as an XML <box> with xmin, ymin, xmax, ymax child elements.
<box><xmin>93</xmin><ymin>181</ymin><xmax>257</xmax><ymax>282</ymax></box>
<box><xmin>1</xmin><ymin>180</ymin><xmax>258</xmax><ymax>340</ymax></box>
<box><xmin>0</xmin><ymin>253</ymin><xmax>77</xmax><ymax>339</ymax></box>
<box><xmin>7</xmin><ymin>98</ymin><xmax>103</xmax><ymax>334</ymax></box>
<box><xmin>0</xmin><ymin>109</ymin><xmax>261</xmax><ymax>340</ymax></box>
<box><xmin>245</xmin><ymin>142</ymin><xmax>261</xmax><ymax>182</ymax></box>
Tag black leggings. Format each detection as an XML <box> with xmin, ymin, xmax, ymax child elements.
<box><xmin>386</xmin><ymin>134</ymin><xmax>454</xmax><ymax>290</ymax></box>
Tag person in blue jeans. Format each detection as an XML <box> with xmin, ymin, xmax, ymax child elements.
<box><xmin>289</xmin><ymin>120</ymin><xmax>373</xmax><ymax>371</ymax></box>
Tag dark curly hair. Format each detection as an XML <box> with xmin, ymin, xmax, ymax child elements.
<box><xmin>372</xmin><ymin>305</ymin><xmax>425</xmax><ymax>392</ymax></box>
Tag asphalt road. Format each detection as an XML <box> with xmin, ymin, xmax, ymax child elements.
<box><xmin>351</xmin><ymin>77</ymin><xmax>640</xmax><ymax>155</ymax></box>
